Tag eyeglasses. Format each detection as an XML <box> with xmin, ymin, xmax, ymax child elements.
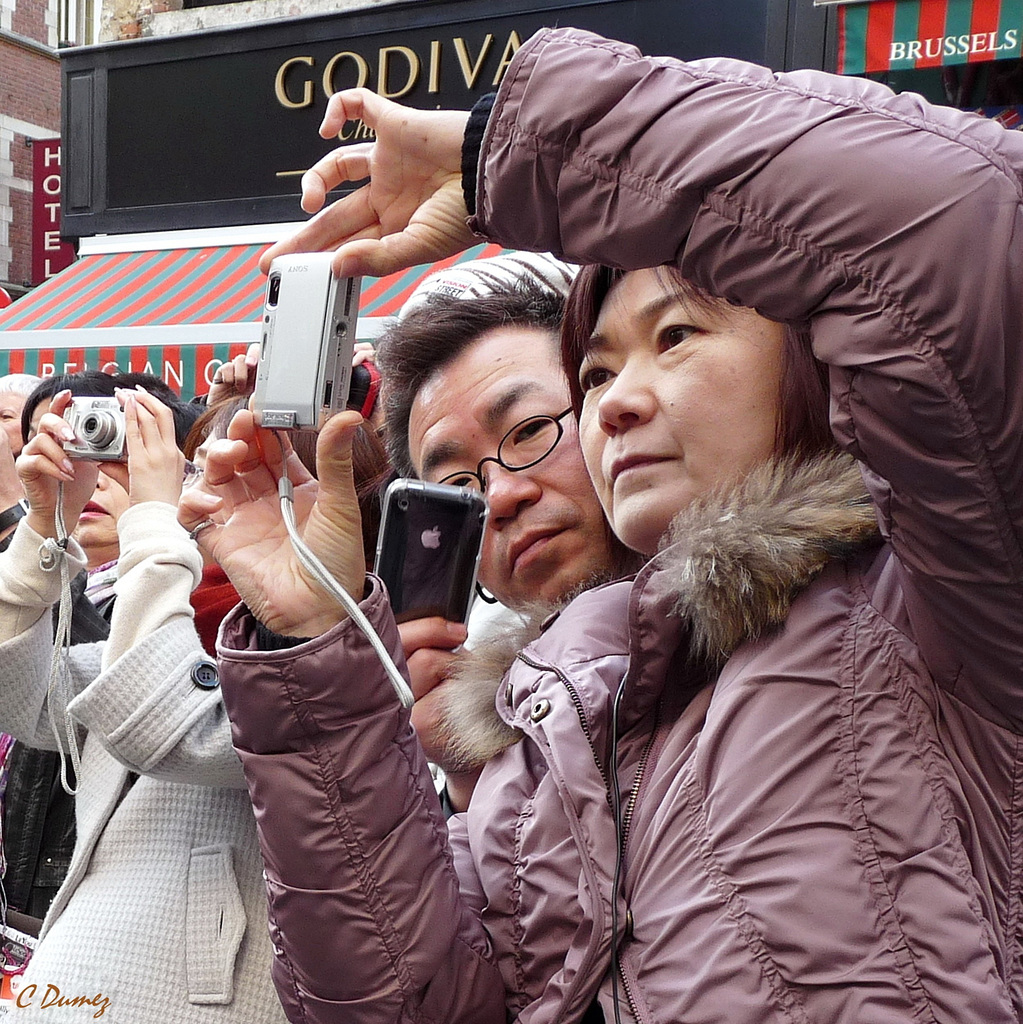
<box><xmin>439</xmin><ymin>407</ymin><xmax>574</xmax><ymax>494</ymax></box>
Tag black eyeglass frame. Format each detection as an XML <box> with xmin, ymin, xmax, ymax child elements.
<box><xmin>439</xmin><ymin>406</ymin><xmax>574</xmax><ymax>493</ymax></box>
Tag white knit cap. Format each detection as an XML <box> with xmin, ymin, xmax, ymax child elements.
<box><xmin>398</xmin><ymin>251</ymin><xmax>578</xmax><ymax>321</ymax></box>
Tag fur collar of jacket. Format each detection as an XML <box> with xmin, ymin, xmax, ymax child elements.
<box><xmin>436</xmin><ymin>452</ymin><xmax>881</xmax><ymax>773</ymax></box>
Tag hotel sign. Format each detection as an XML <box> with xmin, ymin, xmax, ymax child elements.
<box><xmin>31</xmin><ymin>140</ymin><xmax>76</xmax><ymax>284</ymax></box>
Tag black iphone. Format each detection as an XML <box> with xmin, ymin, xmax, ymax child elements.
<box><xmin>374</xmin><ymin>479</ymin><xmax>489</xmax><ymax>624</ymax></box>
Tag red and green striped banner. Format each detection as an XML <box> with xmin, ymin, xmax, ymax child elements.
<box><xmin>0</xmin><ymin>241</ymin><xmax>510</xmax><ymax>399</ymax></box>
<box><xmin>838</xmin><ymin>0</ymin><xmax>1023</xmax><ymax>73</ymax></box>
<box><xmin>0</xmin><ymin>343</ymin><xmax>249</xmax><ymax>402</ymax></box>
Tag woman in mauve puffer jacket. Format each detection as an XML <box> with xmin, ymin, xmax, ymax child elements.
<box><xmin>205</xmin><ymin>27</ymin><xmax>1023</xmax><ymax>1024</ymax></box>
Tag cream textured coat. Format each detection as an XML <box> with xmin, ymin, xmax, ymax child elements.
<box><xmin>0</xmin><ymin>503</ymin><xmax>286</xmax><ymax>1023</ymax></box>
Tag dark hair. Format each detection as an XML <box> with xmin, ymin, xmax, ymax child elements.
<box><xmin>182</xmin><ymin>396</ymin><xmax>248</xmax><ymax>462</ymax></box>
<box><xmin>561</xmin><ymin>264</ymin><xmax>835</xmax><ymax>462</ymax></box>
<box><xmin>21</xmin><ymin>369</ymin><xmax>200</xmax><ymax>451</ymax></box>
<box><xmin>376</xmin><ymin>283</ymin><xmax>566</xmax><ymax>477</ymax></box>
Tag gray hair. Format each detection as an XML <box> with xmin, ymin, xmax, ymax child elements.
<box><xmin>0</xmin><ymin>373</ymin><xmax>42</xmax><ymax>397</ymax></box>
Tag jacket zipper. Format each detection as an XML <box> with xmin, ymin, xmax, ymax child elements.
<box><xmin>620</xmin><ymin>710</ymin><xmax>658</xmax><ymax>859</ymax></box>
<box><xmin>613</xmin><ymin>705</ymin><xmax>660</xmax><ymax>1024</ymax></box>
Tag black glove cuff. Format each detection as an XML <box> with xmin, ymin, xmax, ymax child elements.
<box><xmin>461</xmin><ymin>92</ymin><xmax>496</xmax><ymax>218</ymax></box>
<box><xmin>0</xmin><ymin>498</ymin><xmax>29</xmax><ymax>534</ymax></box>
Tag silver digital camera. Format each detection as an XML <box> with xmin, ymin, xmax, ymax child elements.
<box><xmin>252</xmin><ymin>252</ymin><xmax>362</xmax><ymax>431</ymax></box>
<box><xmin>64</xmin><ymin>396</ymin><xmax>126</xmax><ymax>462</ymax></box>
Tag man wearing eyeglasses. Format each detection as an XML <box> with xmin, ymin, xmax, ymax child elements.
<box><xmin>375</xmin><ymin>256</ymin><xmax>630</xmax><ymax>812</ymax></box>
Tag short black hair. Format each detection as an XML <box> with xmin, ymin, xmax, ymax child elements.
<box><xmin>21</xmin><ymin>370</ymin><xmax>200</xmax><ymax>451</ymax></box>
<box><xmin>376</xmin><ymin>283</ymin><xmax>565</xmax><ymax>477</ymax></box>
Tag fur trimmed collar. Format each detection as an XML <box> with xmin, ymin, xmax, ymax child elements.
<box><xmin>434</xmin><ymin>452</ymin><xmax>880</xmax><ymax>772</ymax></box>
<box><xmin>658</xmin><ymin>451</ymin><xmax>879</xmax><ymax>663</ymax></box>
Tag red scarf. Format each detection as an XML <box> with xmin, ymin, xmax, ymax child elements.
<box><xmin>189</xmin><ymin>564</ymin><xmax>240</xmax><ymax>656</ymax></box>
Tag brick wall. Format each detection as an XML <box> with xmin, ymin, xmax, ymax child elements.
<box><xmin>11</xmin><ymin>0</ymin><xmax>46</xmax><ymax>43</ymax></box>
<box><xmin>0</xmin><ymin>0</ymin><xmax>61</xmax><ymax>297</ymax></box>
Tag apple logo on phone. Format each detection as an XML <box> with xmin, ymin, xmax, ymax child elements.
<box><xmin>421</xmin><ymin>526</ymin><xmax>442</xmax><ymax>549</ymax></box>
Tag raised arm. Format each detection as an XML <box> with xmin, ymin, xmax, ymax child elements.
<box><xmin>0</xmin><ymin>394</ymin><xmax>101</xmax><ymax>746</ymax></box>
<box><xmin>471</xmin><ymin>28</ymin><xmax>1023</xmax><ymax>730</ymax></box>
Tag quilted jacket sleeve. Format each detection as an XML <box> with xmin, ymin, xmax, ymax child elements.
<box><xmin>216</xmin><ymin>577</ymin><xmax>505</xmax><ymax>1024</ymax></box>
<box><xmin>474</xmin><ymin>28</ymin><xmax>1023</xmax><ymax>731</ymax></box>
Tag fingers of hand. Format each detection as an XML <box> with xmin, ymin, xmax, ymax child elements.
<box><xmin>21</xmin><ymin>418</ymin><xmax>77</xmax><ymax>484</ymax></box>
<box><xmin>317</xmin><ymin>409</ymin><xmax>362</xmax><ymax>457</ymax></box>
<box><xmin>352</xmin><ymin>341</ymin><xmax>375</xmax><ymax>367</ymax></box>
<box><xmin>49</xmin><ymin>389</ymin><xmax>73</xmax><ymax>418</ymax></box>
<box><xmin>202</xmin><ymin>436</ymin><xmax>257</xmax><ymax>488</ymax></box>
<box><xmin>177</xmin><ymin>488</ymin><xmax>224</xmax><ymax>537</ymax></box>
<box><xmin>202</xmin><ymin>423</ymin><xmax>282</xmax><ymax>514</ymax></box>
<box><xmin>300</xmin><ymin>176</ymin><xmax>379</xmax><ymax>247</ymax></box>
<box><xmin>330</xmin><ymin>187</ymin><xmax>472</xmax><ymax>278</ymax></box>
<box><xmin>319</xmin><ymin>88</ymin><xmax>380</xmax><ymax>138</ymax></box>
<box><xmin>120</xmin><ymin>388</ymin><xmax>179</xmax><ymax>460</ymax></box>
<box><xmin>17</xmin><ymin>439</ymin><xmax>74</xmax><ymax>483</ymax></box>
<box><xmin>314</xmin><ymin>411</ymin><xmax>363</xmax><ymax>498</ymax></box>
<box><xmin>36</xmin><ymin>410</ymin><xmax>76</xmax><ymax>446</ymax></box>
<box><xmin>398</xmin><ymin>616</ymin><xmax>468</xmax><ymax>656</ymax></box>
<box><xmin>406</xmin><ymin>647</ymin><xmax>458</xmax><ymax>702</ymax></box>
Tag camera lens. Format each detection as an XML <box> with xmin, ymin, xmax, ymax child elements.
<box><xmin>81</xmin><ymin>412</ymin><xmax>118</xmax><ymax>448</ymax></box>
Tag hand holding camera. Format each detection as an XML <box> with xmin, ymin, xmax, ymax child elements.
<box><xmin>178</xmin><ymin>408</ymin><xmax>368</xmax><ymax>638</ymax></box>
<box><xmin>208</xmin><ymin>342</ymin><xmax>261</xmax><ymax>405</ymax></box>
<box><xmin>16</xmin><ymin>390</ymin><xmax>101</xmax><ymax>542</ymax></box>
<box><xmin>118</xmin><ymin>387</ymin><xmax>185</xmax><ymax>509</ymax></box>
<box><xmin>15</xmin><ymin>387</ymin><xmax>185</xmax><ymax>547</ymax></box>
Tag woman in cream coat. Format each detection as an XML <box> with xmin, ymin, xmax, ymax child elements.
<box><xmin>0</xmin><ymin>387</ymin><xmax>287</xmax><ymax>1023</ymax></box>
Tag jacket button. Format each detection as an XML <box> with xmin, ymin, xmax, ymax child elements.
<box><xmin>625</xmin><ymin>908</ymin><xmax>635</xmax><ymax>940</ymax></box>
<box><xmin>505</xmin><ymin>681</ymin><xmax>514</xmax><ymax>707</ymax></box>
<box><xmin>530</xmin><ymin>698</ymin><xmax>551</xmax><ymax>722</ymax></box>
<box><xmin>190</xmin><ymin>658</ymin><xmax>219</xmax><ymax>689</ymax></box>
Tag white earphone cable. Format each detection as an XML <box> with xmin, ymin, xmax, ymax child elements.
<box><xmin>274</xmin><ymin>460</ymin><xmax>413</xmax><ymax>710</ymax></box>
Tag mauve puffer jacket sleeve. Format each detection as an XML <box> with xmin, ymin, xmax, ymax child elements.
<box><xmin>474</xmin><ymin>27</ymin><xmax>1023</xmax><ymax>732</ymax></box>
<box><xmin>217</xmin><ymin>578</ymin><xmax>504</xmax><ymax>1024</ymax></box>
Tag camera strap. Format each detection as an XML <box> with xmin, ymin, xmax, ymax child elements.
<box><xmin>41</xmin><ymin>483</ymin><xmax>82</xmax><ymax>797</ymax></box>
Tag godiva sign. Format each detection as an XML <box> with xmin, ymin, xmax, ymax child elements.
<box><xmin>60</xmin><ymin>0</ymin><xmax>827</xmax><ymax>238</ymax></box>
<box><xmin>272</xmin><ymin>32</ymin><xmax>524</xmax><ymax>109</ymax></box>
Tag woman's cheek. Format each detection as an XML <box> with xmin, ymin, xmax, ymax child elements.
<box><xmin>578</xmin><ymin>413</ymin><xmax>613</xmax><ymax>516</ymax></box>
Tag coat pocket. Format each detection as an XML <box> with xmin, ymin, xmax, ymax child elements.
<box><xmin>185</xmin><ymin>844</ymin><xmax>247</xmax><ymax>1004</ymax></box>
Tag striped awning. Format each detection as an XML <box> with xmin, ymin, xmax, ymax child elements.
<box><xmin>0</xmin><ymin>240</ymin><xmax>505</xmax><ymax>399</ymax></box>
<box><xmin>837</xmin><ymin>0</ymin><xmax>1023</xmax><ymax>74</ymax></box>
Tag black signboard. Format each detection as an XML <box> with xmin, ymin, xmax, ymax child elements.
<box><xmin>60</xmin><ymin>0</ymin><xmax>833</xmax><ymax>237</ymax></box>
